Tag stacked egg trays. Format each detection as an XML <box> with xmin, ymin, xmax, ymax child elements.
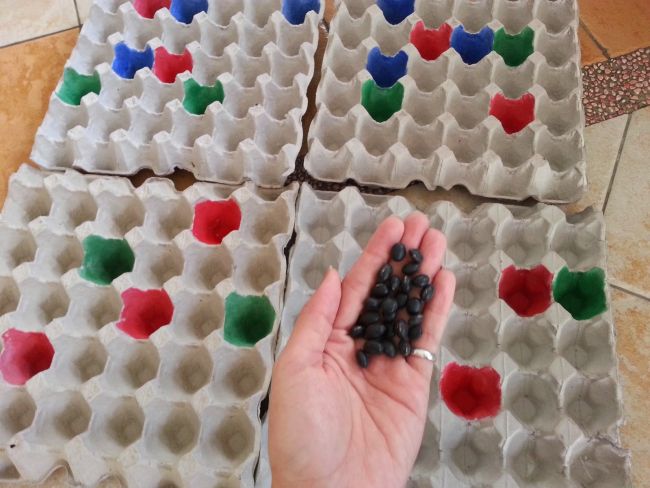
<box><xmin>306</xmin><ymin>0</ymin><xmax>586</xmax><ymax>202</ymax></box>
<box><xmin>31</xmin><ymin>0</ymin><xmax>323</xmax><ymax>187</ymax></box>
<box><xmin>277</xmin><ymin>184</ymin><xmax>630</xmax><ymax>487</ymax></box>
<box><xmin>0</xmin><ymin>165</ymin><xmax>297</xmax><ymax>487</ymax></box>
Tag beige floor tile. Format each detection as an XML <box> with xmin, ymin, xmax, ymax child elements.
<box><xmin>605</xmin><ymin>107</ymin><xmax>650</xmax><ymax>298</ymax></box>
<box><xmin>612</xmin><ymin>289</ymin><xmax>650</xmax><ymax>488</ymax></box>
<box><xmin>76</xmin><ymin>0</ymin><xmax>93</xmax><ymax>24</ymax></box>
<box><xmin>0</xmin><ymin>0</ymin><xmax>78</xmax><ymax>47</ymax></box>
<box><xmin>564</xmin><ymin>114</ymin><xmax>628</xmax><ymax>214</ymax></box>
<box><xmin>0</xmin><ymin>29</ymin><xmax>79</xmax><ymax>205</ymax></box>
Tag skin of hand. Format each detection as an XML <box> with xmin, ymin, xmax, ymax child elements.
<box><xmin>269</xmin><ymin>213</ymin><xmax>456</xmax><ymax>488</ymax></box>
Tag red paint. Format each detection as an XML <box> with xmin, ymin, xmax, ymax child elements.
<box><xmin>133</xmin><ymin>0</ymin><xmax>171</xmax><ymax>18</ymax></box>
<box><xmin>440</xmin><ymin>362</ymin><xmax>501</xmax><ymax>420</ymax></box>
<box><xmin>117</xmin><ymin>288</ymin><xmax>174</xmax><ymax>339</ymax></box>
<box><xmin>192</xmin><ymin>199</ymin><xmax>242</xmax><ymax>245</ymax></box>
<box><xmin>499</xmin><ymin>265</ymin><xmax>553</xmax><ymax>317</ymax></box>
<box><xmin>0</xmin><ymin>329</ymin><xmax>54</xmax><ymax>385</ymax></box>
<box><xmin>489</xmin><ymin>93</ymin><xmax>536</xmax><ymax>134</ymax></box>
<box><xmin>409</xmin><ymin>21</ymin><xmax>452</xmax><ymax>61</ymax></box>
<box><xmin>153</xmin><ymin>47</ymin><xmax>193</xmax><ymax>83</ymax></box>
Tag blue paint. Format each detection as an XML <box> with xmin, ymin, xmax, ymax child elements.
<box><xmin>170</xmin><ymin>0</ymin><xmax>208</xmax><ymax>24</ymax></box>
<box><xmin>111</xmin><ymin>42</ymin><xmax>154</xmax><ymax>79</ymax></box>
<box><xmin>282</xmin><ymin>0</ymin><xmax>320</xmax><ymax>24</ymax></box>
<box><xmin>377</xmin><ymin>0</ymin><xmax>414</xmax><ymax>25</ymax></box>
<box><xmin>450</xmin><ymin>25</ymin><xmax>494</xmax><ymax>65</ymax></box>
<box><xmin>366</xmin><ymin>47</ymin><xmax>408</xmax><ymax>88</ymax></box>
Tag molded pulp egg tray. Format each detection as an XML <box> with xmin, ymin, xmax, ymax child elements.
<box><xmin>306</xmin><ymin>0</ymin><xmax>586</xmax><ymax>202</ymax></box>
<box><xmin>31</xmin><ymin>0</ymin><xmax>323</xmax><ymax>187</ymax></box>
<box><xmin>0</xmin><ymin>165</ymin><xmax>297</xmax><ymax>487</ymax></box>
<box><xmin>274</xmin><ymin>184</ymin><xmax>630</xmax><ymax>487</ymax></box>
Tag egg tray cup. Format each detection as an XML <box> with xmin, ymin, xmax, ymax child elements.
<box><xmin>0</xmin><ymin>165</ymin><xmax>298</xmax><ymax>487</ymax></box>
<box><xmin>273</xmin><ymin>183</ymin><xmax>631</xmax><ymax>487</ymax></box>
<box><xmin>305</xmin><ymin>0</ymin><xmax>586</xmax><ymax>203</ymax></box>
<box><xmin>30</xmin><ymin>0</ymin><xmax>324</xmax><ymax>188</ymax></box>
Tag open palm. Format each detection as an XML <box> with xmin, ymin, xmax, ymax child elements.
<box><xmin>269</xmin><ymin>213</ymin><xmax>456</xmax><ymax>488</ymax></box>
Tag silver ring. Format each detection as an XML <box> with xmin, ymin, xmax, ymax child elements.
<box><xmin>411</xmin><ymin>348</ymin><xmax>436</xmax><ymax>362</ymax></box>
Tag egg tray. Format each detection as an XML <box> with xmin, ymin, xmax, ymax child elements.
<box><xmin>305</xmin><ymin>0</ymin><xmax>586</xmax><ymax>202</ymax></box>
<box><xmin>0</xmin><ymin>165</ymin><xmax>298</xmax><ymax>487</ymax></box>
<box><xmin>31</xmin><ymin>0</ymin><xmax>323</xmax><ymax>188</ymax></box>
<box><xmin>274</xmin><ymin>183</ymin><xmax>630</xmax><ymax>487</ymax></box>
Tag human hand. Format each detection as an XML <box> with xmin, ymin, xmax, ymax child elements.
<box><xmin>269</xmin><ymin>213</ymin><xmax>456</xmax><ymax>488</ymax></box>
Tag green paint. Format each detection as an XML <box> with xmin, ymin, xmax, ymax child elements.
<box><xmin>493</xmin><ymin>27</ymin><xmax>534</xmax><ymax>67</ymax></box>
<box><xmin>79</xmin><ymin>235</ymin><xmax>135</xmax><ymax>286</ymax></box>
<box><xmin>224</xmin><ymin>293</ymin><xmax>275</xmax><ymax>347</ymax></box>
<box><xmin>56</xmin><ymin>68</ymin><xmax>101</xmax><ymax>106</ymax></box>
<box><xmin>182</xmin><ymin>78</ymin><xmax>225</xmax><ymax>115</ymax></box>
<box><xmin>361</xmin><ymin>79</ymin><xmax>404</xmax><ymax>123</ymax></box>
<box><xmin>553</xmin><ymin>267</ymin><xmax>608</xmax><ymax>320</ymax></box>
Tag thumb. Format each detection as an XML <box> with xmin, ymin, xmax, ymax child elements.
<box><xmin>283</xmin><ymin>267</ymin><xmax>341</xmax><ymax>366</ymax></box>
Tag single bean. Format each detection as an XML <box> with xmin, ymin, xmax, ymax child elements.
<box><xmin>391</xmin><ymin>243</ymin><xmax>406</xmax><ymax>261</ymax></box>
<box><xmin>378</xmin><ymin>263</ymin><xmax>392</xmax><ymax>282</ymax></box>
<box><xmin>364</xmin><ymin>340</ymin><xmax>383</xmax><ymax>355</ymax></box>
<box><xmin>349</xmin><ymin>325</ymin><xmax>365</xmax><ymax>338</ymax></box>
<box><xmin>365</xmin><ymin>323</ymin><xmax>386</xmax><ymax>339</ymax></box>
<box><xmin>356</xmin><ymin>350</ymin><xmax>369</xmax><ymax>368</ymax></box>
<box><xmin>403</xmin><ymin>262</ymin><xmax>420</xmax><ymax>276</ymax></box>
<box><xmin>409</xmin><ymin>249</ymin><xmax>423</xmax><ymax>263</ymax></box>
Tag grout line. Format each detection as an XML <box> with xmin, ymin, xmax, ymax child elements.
<box><xmin>610</xmin><ymin>283</ymin><xmax>650</xmax><ymax>303</ymax></box>
<box><xmin>73</xmin><ymin>0</ymin><xmax>82</xmax><ymax>27</ymax></box>
<box><xmin>580</xmin><ymin>19</ymin><xmax>610</xmax><ymax>59</ymax></box>
<box><xmin>0</xmin><ymin>26</ymin><xmax>80</xmax><ymax>50</ymax></box>
<box><xmin>602</xmin><ymin>114</ymin><xmax>633</xmax><ymax>214</ymax></box>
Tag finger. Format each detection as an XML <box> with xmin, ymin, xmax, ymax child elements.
<box><xmin>333</xmin><ymin>216</ymin><xmax>404</xmax><ymax>330</ymax></box>
<box><xmin>417</xmin><ymin>228</ymin><xmax>447</xmax><ymax>280</ymax></box>
<box><xmin>396</xmin><ymin>211</ymin><xmax>430</xmax><ymax>257</ymax></box>
<box><xmin>284</xmin><ymin>268</ymin><xmax>342</xmax><ymax>365</ymax></box>
<box><xmin>408</xmin><ymin>269</ymin><xmax>456</xmax><ymax>376</ymax></box>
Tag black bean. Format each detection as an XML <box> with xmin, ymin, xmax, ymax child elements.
<box><xmin>396</xmin><ymin>319</ymin><xmax>409</xmax><ymax>341</ymax></box>
<box><xmin>388</xmin><ymin>275</ymin><xmax>401</xmax><ymax>293</ymax></box>
<box><xmin>409</xmin><ymin>314</ymin><xmax>424</xmax><ymax>327</ymax></box>
<box><xmin>349</xmin><ymin>325</ymin><xmax>365</xmax><ymax>338</ymax></box>
<box><xmin>371</xmin><ymin>283</ymin><xmax>389</xmax><ymax>298</ymax></box>
<box><xmin>413</xmin><ymin>274</ymin><xmax>429</xmax><ymax>288</ymax></box>
<box><xmin>382</xmin><ymin>340</ymin><xmax>397</xmax><ymax>358</ymax></box>
<box><xmin>381</xmin><ymin>298</ymin><xmax>398</xmax><ymax>315</ymax></box>
<box><xmin>421</xmin><ymin>284</ymin><xmax>434</xmax><ymax>302</ymax></box>
<box><xmin>403</xmin><ymin>262</ymin><xmax>420</xmax><ymax>276</ymax></box>
<box><xmin>407</xmin><ymin>298</ymin><xmax>423</xmax><ymax>315</ymax></box>
<box><xmin>364</xmin><ymin>340</ymin><xmax>383</xmax><ymax>355</ymax></box>
<box><xmin>365</xmin><ymin>323</ymin><xmax>386</xmax><ymax>339</ymax></box>
<box><xmin>356</xmin><ymin>350</ymin><xmax>369</xmax><ymax>368</ymax></box>
<box><xmin>385</xmin><ymin>321</ymin><xmax>395</xmax><ymax>338</ymax></box>
<box><xmin>383</xmin><ymin>311</ymin><xmax>397</xmax><ymax>323</ymax></box>
<box><xmin>378</xmin><ymin>263</ymin><xmax>392</xmax><ymax>282</ymax></box>
<box><xmin>408</xmin><ymin>325</ymin><xmax>423</xmax><ymax>341</ymax></box>
<box><xmin>409</xmin><ymin>249</ymin><xmax>423</xmax><ymax>263</ymax></box>
<box><xmin>364</xmin><ymin>297</ymin><xmax>381</xmax><ymax>311</ymax></box>
<box><xmin>396</xmin><ymin>293</ymin><xmax>408</xmax><ymax>308</ymax></box>
<box><xmin>399</xmin><ymin>340</ymin><xmax>412</xmax><ymax>357</ymax></box>
<box><xmin>400</xmin><ymin>276</ymin><xmax>411</xmax><ymax>294</ymax></box>
<box><xmin>360</xmin><ymin>312</ymin><xmax>380</xmax><ymax>325</ymax></box>
<box><xmin>391</xmin><ymin>243</ymin><xmax>406</xmax><ymax>261</ymax></box>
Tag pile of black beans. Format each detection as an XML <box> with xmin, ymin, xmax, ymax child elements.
<box><xmin>350</xmin><ymin>243</ymin><xmax>435</xmax><ymax>368</ymax></box>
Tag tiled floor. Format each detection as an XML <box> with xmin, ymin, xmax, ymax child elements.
<box><xmin>0</xmin><ymin>0</ymin><xmax>648</xmax><ymax>487</ymax></box>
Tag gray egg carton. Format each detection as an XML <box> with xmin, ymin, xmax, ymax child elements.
<box><xmin>275</xmin><ymin>183</ymin><xmax>630</xmax><ymax>487</ymax></box>
<box><xmin>0</xmin><ymin>165</ymin><xmax>297</xmax><ymax>487</ymax></box>
<box><xmin>306</xmin><ymin>0</ymin><xmax>586</xmax><ymax>202</ymax></box>
<box><xmin>31</xmin><ymin>0</ymin><xmax>323</xmax><ymax>188</ymax></box>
